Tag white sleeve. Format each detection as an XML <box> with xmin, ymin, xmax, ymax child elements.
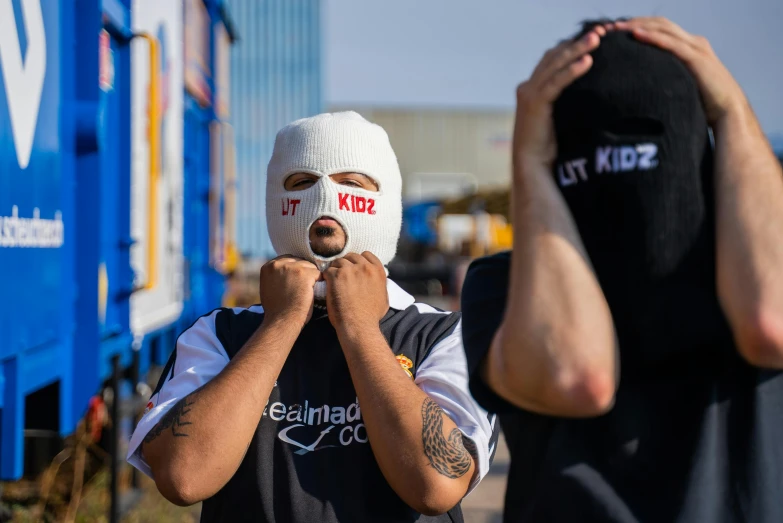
<box><xmin>414</xmin><ymin>319</ymin><xmax>497</xmax><ymax>495</ymax></box>
<box><xmin>126</xmin><ymin>309</ymin><xmax>231</xmax><ymax>478</ymax></box>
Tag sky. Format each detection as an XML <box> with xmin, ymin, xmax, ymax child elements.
<box><xmin>324</xmin><ymin>0</ymin><xmax>783</xmax><ymax>137</ymax></box>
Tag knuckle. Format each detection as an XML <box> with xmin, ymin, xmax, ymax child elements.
<box><xmin>694</xmin><ymin>35</ymin><xmax>711</xmax><ymax>50</ymax></box>
<box><xmin>540</xmin><ymin>86</ymin><xmax>557</xmax><ymax>103</ymax></box>
<box><xmin>516</xmin><ymin>82</ymin><xmax>536</xmax><ymax>103</ymax></box>
<box><xmin>556</xmin><ymin>49</ymin><xmax>573</xmax><ymax>68</ymax></box>
<box><xmin>568</xmin><ymin>60</ymin><xmax>585</xmax><ymax>74</ymax></box>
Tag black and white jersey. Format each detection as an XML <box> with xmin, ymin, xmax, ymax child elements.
<box><xmin>127</xmin><ymin>280</ymin><xmax>499</xmax><ymax>523</ymax></box>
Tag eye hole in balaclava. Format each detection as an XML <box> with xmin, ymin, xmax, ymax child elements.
<box><xmin>283</xmin><ymin>172</ymin><xmax>381</xmax><ymax>193</ymax></box>
<box><xmin>552</xmin><ymin>27</ymin><xmax>727</xmax><ymax>372</ymax></box>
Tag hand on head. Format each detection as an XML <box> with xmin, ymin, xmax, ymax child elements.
<box><xmin>513</xmin><ymin>25</ymin><xmax>605</xmax><ymax>170</ymax></box>
<box><xmin>614</xmin><ymin>18</ymin><xmax>745</xmax><ymax>125</ymax></box>
<box><xmin>514</xmin><ymin>17</ymin><xmax>745</xmax><ymax>170</ymax></box>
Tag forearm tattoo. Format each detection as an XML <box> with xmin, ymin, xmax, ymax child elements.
<box><xmin>143</xmin><ymin>395</ymin><xmax>196</xmax><ymax>444</ymax></box>
<box><xmin>421</xmin><ymin>397</ymin><xmax>476</xmax><ymax>479</ymax></box>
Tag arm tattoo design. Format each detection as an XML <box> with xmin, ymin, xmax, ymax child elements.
<box><xmin>421</xmin><ymin>397</ymin><xmax>476</xmax><ymax>479</ymax></box>
<box><xmin>143</xmin><ymin>395</ymin><xmax>196</xmax><ymax>444</ymax></box>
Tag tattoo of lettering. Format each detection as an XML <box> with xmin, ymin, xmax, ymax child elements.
<box><xmin>143</xmin><ymin>395</ymin><xmax>196</xmax><ymax>444</ymax></box>
<box><xmin>421</xmin><ymin>397</ymin><xmax>475</xmax><ymax>479</ymax></box>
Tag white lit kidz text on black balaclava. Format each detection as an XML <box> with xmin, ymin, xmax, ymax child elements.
<box><xmin>266</xmin><ymin>111</ymin><xmax>403</xmax><ymax>299</ymax></box>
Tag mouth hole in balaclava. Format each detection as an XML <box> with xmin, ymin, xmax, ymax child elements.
<box><xmin>310</xmin><ymin>220</ymin><xmax>346</xmax><ymax>258</ymax></box>
<box><xmin>307</xmin><ymin>212</ymin><xmax>350</xmax><ymax>265</ymax></box>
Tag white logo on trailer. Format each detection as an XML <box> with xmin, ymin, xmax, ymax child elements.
<box><xmin>0</xmin><ymin>0</ymin><xmax>47</xmax><ymax>169</ymax></box>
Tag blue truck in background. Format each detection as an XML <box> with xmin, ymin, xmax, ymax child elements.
<box><xmin>0</xmin><ymin>0</ymin><xmax>238</xmax><ymax>500</ymax></box>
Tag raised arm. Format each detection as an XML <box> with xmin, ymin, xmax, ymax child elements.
<box><xmin>140</xmin><ymin>257</ymin><xmax>320</xmax><ymax>505</ymax></box>
<box><xmin>619</xmin><ymin>18</ymin><xmax>783</xmax><ymax>368</ymax></box>
<box><xmin>483</xmin><ymin>26</ymin><xmax>619</xmax><ymax>417</ymax></box>
<box><xmin>324</xmin><ymin>253</ymin><xmax>488</xmax><ymax>516</ymax></box>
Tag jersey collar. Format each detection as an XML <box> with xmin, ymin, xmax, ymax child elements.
<box><xmin>387</xmin><ymin>279</ymin><xmax>416</xmax><ymax>311</ymax></box>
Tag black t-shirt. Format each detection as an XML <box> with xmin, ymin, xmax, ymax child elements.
<box><xmin>461</xmin><ymin>251</ymin><xmax>783</xmax><ymax>523</ymax></box>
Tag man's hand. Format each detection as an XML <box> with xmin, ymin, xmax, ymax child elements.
<box><xmin>513</xmin><ymin>25</ymin><xmax>604</xmax><ymax>170</ymax></box>
<box><xmin>615</xmin><ymin>18</ymin><xmax>783</xmax><ymax>368</ymax></box>
<box><xmin>324</xmin><ymin>252</ymin><xmax>389</xmax><ymax>335</ymax></box>
<box><xmin>616</xmin><ymin>18</ymin><xmax>746</xmax><ymax>125</ymax></box>
<box><xmin>259</xmin><ymin>255</ymin><xmax>321</xmax><ymax>325</ymax></box>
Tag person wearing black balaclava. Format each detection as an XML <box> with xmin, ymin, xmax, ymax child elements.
<box><xmin>460</xmin><ymin>17</ymin><xmax>783</xmax><ymax>523</ymax></box>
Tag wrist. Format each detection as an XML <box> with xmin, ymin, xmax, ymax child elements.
<box><xmin>513</xmin><ymin>152</ymin><xmax>554</xmax><ymax>177</ymax></box>
<box><xmin>712</xmin><ymin>97</ymin><xmax>752</xmax><ymax>134</ymax></box>
<box><xmin>336</xmin><ymin>319</ymin><xmax>382</xmax><ymax>346</ymax></box>
<box><xmin>264</xmin><ymin>307</ymin><xmax>309</xmax><ymax>331</ymax></box>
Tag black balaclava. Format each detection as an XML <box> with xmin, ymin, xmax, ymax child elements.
<box><xmin>552</xmin><ymin>30</ymin><xmax>731</xmax><ymax>374</ymax></box>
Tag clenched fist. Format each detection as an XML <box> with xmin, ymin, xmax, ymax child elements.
<box><xmin>259</xmin><ymin>255</ymin><xmax>321</xmax><ymax>326</ymax></box>
<box><xmin>324</xmin><ymin>252</ymin><xmax>389</xmax><ymax>336</ymax></box>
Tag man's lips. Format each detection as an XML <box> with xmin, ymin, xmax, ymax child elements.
<box><xmin>313</xmin><ymin>217</ymin><xmax>338</xmax><ymax>227</ymax></box>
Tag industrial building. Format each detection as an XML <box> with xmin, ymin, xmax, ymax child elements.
<box><xmin>330</xmin><ymin>106</ymin><xmax>514</xmax><ymax>201</ymax></box>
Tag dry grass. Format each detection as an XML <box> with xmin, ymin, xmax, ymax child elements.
<box><xmin>115</xmin><ymin>474</ymin><xmax>201</xmax><ymax>523</ymax></box>
<box><xmin>1</xmin><ymin>468</ymin><xmax>201</xmax><ymax>523</ymax></box>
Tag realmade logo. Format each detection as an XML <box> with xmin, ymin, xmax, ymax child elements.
<box><xmin>0</xmin><ymin>0</ymin><xmax>47</xmax><ymax>169</ymax></box>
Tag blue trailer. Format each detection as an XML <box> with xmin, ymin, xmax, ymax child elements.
<box><xmin>0</xmin><ymin>0</ymin><xmax>113</xmax><ymax>479</ymax></box>
<box><xmin>0</xmin><ymin>0</ymin><xmax>238</xmax><ymax>489</ymax></box>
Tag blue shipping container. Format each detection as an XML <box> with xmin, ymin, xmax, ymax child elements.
<box><xmin>0</xmin><ymin>0</ymin><xmax>75</xmax><ymax>479</ymax></box>
<box><xmin>0</xmin><ymin>0</ymin><xmax>236</xmax><ymax>480</ymax></box>
<box><xmin>0</xmin><ymin>0</ymin><xmax>132</xmax><ymax>479</ymax></box>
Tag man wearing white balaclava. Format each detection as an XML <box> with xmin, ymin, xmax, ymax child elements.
<box><xmin>265</xmin><ymin>111</ymin><xmax>403</xmax><ymax>299</ymax></box>
<box><xmin>266</xmin><ymin>112</ymin><xmax>402</xmax><ymax>265</ymax></box>
<box><xmin>127</xmin><ymin>112</ymin><xmax>498</xmax><ymax>523</ymax></box>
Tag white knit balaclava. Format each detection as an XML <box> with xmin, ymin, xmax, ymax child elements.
<box><xmin>266</xmin><ymin>111</ymin><xmax>403</xmax><ymax>298</ymax></box>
